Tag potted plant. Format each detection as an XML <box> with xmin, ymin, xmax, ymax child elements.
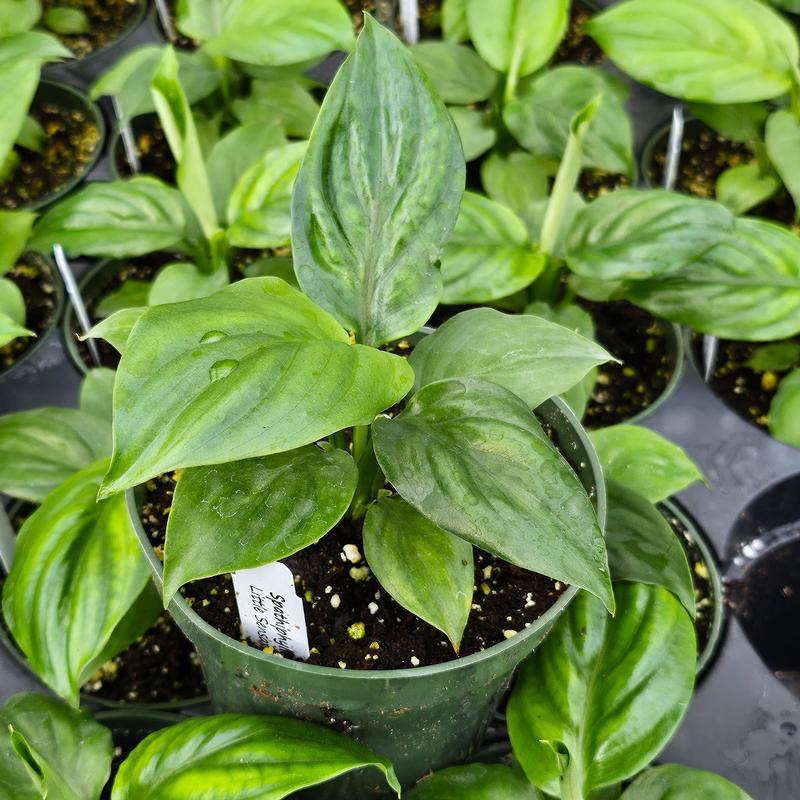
<box><xmin>0</xmin><ymin>369</ymin><xmax>208</xmax><ymax>710</ymax></box>
<box><xmin>0</xmin><ymin>22</ymin><xmax>104</xmax><ymax>210</ymax></box>
<box><xmin>85</xmin><ymin>18</ymin><xmax>619</xmax><ymax>793</ymax></box>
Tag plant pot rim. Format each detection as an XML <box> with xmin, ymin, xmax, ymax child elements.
<box><xmin>0</xmin><ymin>253</ymin><xmax>65</xmax><ymax>383</ymax></box>
<box><xmin>22</xmin><ymin>79</ymin><xmax>107</xmax><ymax>212</ymax></box>
<box><xmin>42</xmin><ymin>0</ymin><xmax>148</xmax><ymax>72</ymax></box>
<box><xmin>127</xmin><ymin>393</ymin><xmax>608</xmax><ymax>681</ymax></box>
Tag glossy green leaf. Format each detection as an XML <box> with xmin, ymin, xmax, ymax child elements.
<box><xmin>605</xmin><ymin>480</ymin><xmax>695</xmax><ymax>616</ymax></box>
<box><xmin>95</xmin><ymin>279</ymin><xmax>151</xmax><ymax>318</ymax></box>
<box><xmin>465</xmin><ymin>0</ymin><xmax>569</xmax><ymax>86</ymax></box>
<box><xmin>621</xmin><ymin>765</ymin><xmax>752</xmax><ymax>800</ymax></box>
<box><xmin>504</xmin><ymin>66</ymin><xmax>633</xmax><ymax>175</ymax></box>
<box><xmin>226</xmin><ymin>141</ymin><xmax>307</xmax><ymax>249</ymax></box>
<box><xmin>411</xmin><ymin>42</ymin><xmax>500</xmax><ymax>104</ymax></box>
<box><xmin>79</xmin><ymin>368</ymin><xmax>116</xmax><ymax>427</ymax></box>
<box><xmin>746</xmin><ymin>342</ymin><xmax>800</xmax><ymax>372</ymax></box>
<box><xmin>442</xmin><ymin>0</ymin><xmax>468</xmax><ymax>42</ymax></box>
<box><xmin>766</xmin><ymin>110</ymin><xmax>800</xmax><ymax>216</ymax></box>
<box><xmin>2</xmin><ymin>460</ymin><xmax>155</xmax><ymax>705</ymax></box>
<box><xmin>0</xmin><ymin>278</ymin><xmax>26</xmax><ymax>327</ymax></box>
<box><xmin>507</xmin><ymin>583</ymin><xmax>696</xmax><ymax>796</ymax></box>
<box><xmin>0</xmin><ymin>30</ymin><xmax>70</xmax><ymax>64</ymax></box>
<box><xmin>243</xmin><ymin>256</ymin><xmax>297</xmax><ymax>286</ymax></box>
<box><xmin>363</xmin><ymin>496</ymin><xmax>473</xmax><ymax>649</ymax></box>
<box><xmin>620</xmin><ymin>217</ymin><xmax>800</xmax><ymax>340</ymax></box>
<box><xmin>293</xmin><ymin>18</ymin><xmax>464</xmax><ymax>346</ymax></box>
<box><xmin>406</xmin><ymin>763</ymin><xmax>538</xmax><ymax>799</ymax></box>
<box><xmin>769</xmin><ymin>368</ymin><xmax>800</xmax><ymax>447</ymax></box>
<box><xmin>372</xmin><ymin>378</ymin><xmax>614</xmax><ymax>611</ymax></box>
<box><xmin>566</xmin><ymin>190</ymin><xmax>733</xmax><ymax>281</ymax></box>
<box><xmin>0</xmin><ymin>211</ymin><xmax>35</xmax><ymax>273</ymax></box>
<box><xmin>88</xmin><ymin>307</ymin><xmax>147</xmax><ymax>354</ymax></box>
<box><xmin>716</xmin><ymin>163</ymin><xmax>780</xmax><ymax>215</ymax></box>
<box><xmin>174</xmin><ymin>0</ymin><xmax>229</xmax><ymax>41</ymax></box>
<box><xmin>111</xmin><ymin>714</ymin><xmax>400</xmax><ymax>799</ymax></box>
<box><xmin>0</xmin><ymin>0</ymin><xmax>40</xmax><ymax>36</ymax></box>
<box><xmin>0</xmin><ymin>693</ymin><xmax>112</xmax><ymax>800</ymax></box>
<box><xmin>0</xmin><ymin>312</ymin><xmax>31</xmax><ymax>349</ymax></box>
<box><xmin>151</xmin><ymin>47</ymin><xmax>218</xmax><ymax>240</ymax></box>
<box><xmin>450</xmin><ymin>105</ymin><xmax>498</xmax><ymax>161</ymax></box>
<box><xmin>232</xmin><ymin>79</ymin><xmax>319</xmax><ymax>139</ymax></box>
<box><xmin>44</xmin><ymin>6</ymin><xmax>89</xmax><ymax>34</ymax></box>
<box><xmin>163</xmin><ymin>445</ymin><xmax>357</xmax><ymax>601</ymax></box>
<box><xmin>588</xmin><ymin>0</ymin><xmax>799</xmax><ymax>103</ymax></box>
<box><xmin>480</xmin><ymin>150</ymin><xmax>549</xmax><ymax>221</ymax></box>
<box><xmin>148</xmin><ymin>261</ymin><xmax>229</xmax><ymax>305</ymax></box>
<box><xmin>441</xmin><ymin>191</ymin><xmax>544</xmax><ymax>303</ymax></box>
<box><xmin>202</xmin><ymin>0</ymin><xmax>354</xmax><ymax>66</ymax></box>
<box><xmin>100</xmin><ymin>278</ymin><xmax>413</xmax><ymax>497</ymax></box>
<box><xmin>589</xmin><ymin>425</ymin><xmax>703</xmax><ymax>504</ymax></box>
<box><xmin>688</xmin><ymin>102</ymin><xmax>769</xmax><ymax>144</ymax></box>
<box><xmin>207</xmin><ymin>121</ymin><xmax>286</xmax><ymax>222</ymax></box>
<box><xmin>410</xmin><ymin>307</ymin><xmax>611</xmax><ymax>409</ymax></box>
<box><xmin>30</xmin><ymin>178</ymin><xmax>188</xmax><ymax>259</ymax></box>
<box><xmin>0</xmin><ymin>59</ymin><xmax>39</xmax><ymax>166</ymax></box>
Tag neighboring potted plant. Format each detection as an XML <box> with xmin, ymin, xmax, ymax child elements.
<box><xmin>86</xmin><ymin>18</ymin><xmax>620</xmax><ymax>793</ymax></box>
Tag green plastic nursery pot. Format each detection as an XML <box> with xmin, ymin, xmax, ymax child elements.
<box><xmin>127</xmin><ymin>395</ymin><xmax>607</xmax><ymax>797</ymax></box>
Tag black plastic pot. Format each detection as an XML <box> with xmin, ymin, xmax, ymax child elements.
<box><xmin>127</xmin><ymin>395</ymin><xmax>607</xmax><ymax>797</ymax></box>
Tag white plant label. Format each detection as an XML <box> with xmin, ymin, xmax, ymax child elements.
<box><xmin>232</xmin><ymin>562</ymin><xmax>310</xmax><ymax>660</ymax></box>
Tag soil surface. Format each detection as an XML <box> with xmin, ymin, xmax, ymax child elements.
<box><xmin>579</xmin><ymin>168</ymin><xmax>631</xmax><ymax>201</ymax></box>
<box><xmin>646</xmin><ymin>122</ymin><xmax>797</xmax><ymax>228</ymax></box>
<box><xmin>554</xmin><ymin>0</ymin><xmax>604</xmax><ymax>65</ymax></box>
<box><xmin>161</xmin><ymin>0</ymin><xmax>199</xmax><ymax>50</ymax></box>
<box><xmin>692</xmin><ymin>334</ymin><xmax>800</xmax><ymax>432</ymax></box>
<box><xmin>0</xmin><ymin>254</ymin><xmax>58</xmax><ymax>373</ymax></box>
<box><xmin>43</xmin><ymin>0</ymin><xmax>141</xmax><ymax>58</ymax></box>
<box><xmin>581</xmin><ymin>300</ymin><xmax>675</xmax><ymax>429</ymax></box>
<box><xmin>0</xmin><ymin>101</ymin><xmax>100</xmax><ymax>209</ymax></box>
<box><xmin>140</xmin><ymin>471</ymin><xmax>568</xmax><ymax>671</ymax></box>
<box><xmin>114</xmin><ymin>116</ymin><xmax>175</xmax><ymax>181</ymax></box>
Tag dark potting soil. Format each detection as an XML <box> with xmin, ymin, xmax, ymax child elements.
<box><xmin>114</xmin><ymin>117</ymin><xmax>175</xmax><ymax>182</ymax></box>
<box><xmin>691</xmin><ymin>335</ymin><xmax>800</xmax><ymax>432</ymax></box>
<box><xmin>4</xmin><ymin>502</ymin><xmax>207</xmax><ymax>704</ymax></box>
<box><xmin>0</xmin><ymin>254</ymin><xmax>58</xmax><ymax>372</ymax></box>
<box><xmin>344</xmin><ymin>0</ymin><xmax>395</xmax><ymax>29</ymax></box>
<box><xmin>647</xmin><ymin>123</ymin><xmax>797</xmax><ymax>228</ymax></box>
<box><xmin>0</xmin><ymin>101</ymin><xmax>100</xmax><ymax>210</ymax></box>
<box><xmin>659</xmin><ymin>505</ymin><xmax>716</xmax><ymax>659</ymax></box>
<box><xmin>139</xmin><ymin>473</ymin><xmax>567</xmax><ymax>671</ymax></box>
<box><xmin>161</xmin><ymin>0</ymin><xmax>199</xmax><ymax>50</ymax></box>
<box><xmin>42</xmin><ymin>0</ymin><xmax>141</xmax><ymax>58</ymax></box>
<box><xmin>578</xmin><ymin>168</ymin><xmax>631</xmax><ymax>201</ymax></box>
<box><xmin>554</xmin><ymin>0</ymin><xmax>604</xmax><ymax>65</ymax></box>
<box><xmin>580</xmin><ymin>300</ymin><xmax>675</xmax><ymax>429</ymax></box>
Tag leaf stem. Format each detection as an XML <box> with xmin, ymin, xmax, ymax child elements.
<box><xmin>560</xmin><ymin>761</ymin><xmax>585</xmax><ymax>800</ymax></box>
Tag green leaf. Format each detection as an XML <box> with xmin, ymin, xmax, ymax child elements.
<box><xmin>100</xmin><ymin>278</ymin><xmax>413</xmax><ymax>497</ymax></box>
<box><xmin>465</xmin><ymin>0</ymin><xmax>569</xmax><ymax>86</ymax></box>
<box><xmin>440</xmin><ymin>191</ymin><xmax>544</xmax><ymax>303</ymax></box>
<box><xmin>372</xmin><ymin>378</ymin><xmax>614</xmax><ymax>611</ymax></box>
<box><xmin>232</xmin><ymin>79</ymin><xmax>320</xmax><ymax>139</ymax></box>
<box><xmin>766</xmin><ymin>109</ymin><xmax>800</xmax><ymax>217</ymax></box>
<box><xmin>162</xmin><ymin>445</ymin><xmax>357</xmax><ymax>601</ymax></box>
<box><xmin>589</xmin><ymin>424</ymin><xmax>704</xmax><ymax>504</ymax></box>
<box><xmin>620</xmin><ymin>217</ymin><xmax>800</xmax><ymax>340</ymax></box>
<box><xmin>206</xmin><ymin>121</ymin><xmax>286</xmax><ymax>222</ymax></box>
<box><xmin>746</xmin><ymin>342</ymin><xmax>800</xmax><ymax>372</ymax></box>
<box><xmin>409</xmin><ymin>307</ymin><xmax>611</xmax><ymax>409</ymax></box>
<box><xmin>243</xmin><ymin>256</ymin><xmax>297</xmax><ymax>285</ymax></box>
<box><xmin>688</xmin><ymin>102</ymin><xmax>768</xmax><ymax>143</ymax></box>
<box><xmin>605</xmin><ymin>480</ymin><xmax>695</xmax><ymax>617</ymax></box>
<box><xmin>0</xmin><ymin>407</ymin><xmax>108</xmax><ymax>502</ymax></box>
<box><xmin>202</xmin><ymin>0</ymin><xmax>354</xmax><ymax>66</ymax></box>
<box><xmin>363</xmin><ymin>496</ymin><xmax>473</xmax><ymax>650</ymax></box>
<box><xmin>226</xmin><ymin>141</ymin><xmax>307</xmax><ymax>249</ymax></box>
<box><xmin>79</xmin><ymin>367</ymin><xmax>116</xmax><ymax>427</ymax></box>
<box><xmin>2</xmin><ymin>460</ymin><xmax>155</xmax><ymax>705</ymax></box>
<box><xmin>507</xmin><ymin>583</ymin><xmax>696</xmax><ymax>797</ymax></box>
<box><xmin>0</xmin><ymin>312</ymin><xmax>32</xmax><ymax>349</ymax></box>
<box><xmin>716</xmin><ymin>163</ymin><xmax>780</xmax><ymax>215</ymax></box>
<box><xmin>0</xmin><ymin>0</ymin><xmax>40</xmax><ymax>36</ymax></box>
<box><xmin>30</xmin><ymin>177</ymin><xmax>188</xmax><ymax>259</ymax></box>
<box><xmin>0</xmin><ymin>693</ymin><xmax>112</xmax><ymax>800</ymax></box>
<box><xmin>151</xmin><ymin>47</ymin><xmax>218</xmax><ymax>240</ymax></box>
<box><xmin>442</xmin><ymin>0</ymin><xmax>468</xmax><ymax>42</ymax></box>
<box><xmin>406</xmin><ymin>763</ymin><xmax>538</xmax><ymax>798</ymax></box>
<box><xmin>88</xmin><ymin>307</ymin><xmax>147</xmax><ymax>354</ymax></box>
<box><xmin>411</xmin><ymin>42</ymin><xmax>500</xmax><ymax>104</ymax></box>
<box><xmin>0</xmin><ymin>211</ymin><xmax>35</xmax><ymax>273</ymax></box>
<box><xmin>587</xmin><ymin>0</ymin><xmax>799</xmax><ymax>103</ymax></box>
<box><xmin>95</xmin><ymin>279</ymin><xmax>151</xmax><ymax>318</ymax></box>
<box><xmin>480</xmin><ymin>150</ymin><xmax>549</xmax><ymax>221</ymax></box>
<box><xmin>0</xmin><ymin>58</ymin><xmax>39</xmax><ymax>167</ymax></box>
<box><xmin>769</xmin><ymin>367</ymin><xmax>800</xmax><ymax>447</ymax></box>
<box><xmin>504</xmin><ymin>66</ymin><xmax>633</xmax><ymax>175</ymax></box>
<box><xmin>148</xmin><ymin>261</ymin><xmax>229</xmax><ymax>305</ymax></box>
<box><xmin>770</xmin><ymin>0</ymin><xmax>800</xmax><ymax>11</ymax></box>
<box><xmin>621</xmin><ymin>764</ymin><xmax>752</xmax><ymax>800</ymax></box>
<box><xmin>0</xmin><ymin>30</ymin><xmax>70</xmax><ymax>64</ymax></box>
<box><xmin>0</xmin><ymin>277</ymin><xmax>25</xmax><ymax>326</ymax></box>
<box><xmin>44</xmin><ymin>6</ymin><xmax>89</xmax><ymax>34</ymax></box>
<box><xmin>174</xmin><ymin>0</ymin><xmax>229</xmax><ymax>41</ymax></box>
<box><xmin>566</xmin><ymin>189</ymin><xmax>734</xmax><ymax>281</ymax></box>
<box><xmin>450</xmin><ymin>106</ymin><xmax>498</xmax><ymax>161</ymax></box>
<box><xmin>111</xmin><ymin>713</ymin><xmax>400</xmax><ymax>799</ymax></box>
<box><xmin>293</xmin><ymin>18</ymin><xmax>464</xmax><ymax>346</ymax></box>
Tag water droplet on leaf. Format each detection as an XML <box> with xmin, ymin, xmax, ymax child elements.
<box><xmin>209</xmin><ymin>359</ymin><xmax>239</xmax><ymax>381</ymax></box>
